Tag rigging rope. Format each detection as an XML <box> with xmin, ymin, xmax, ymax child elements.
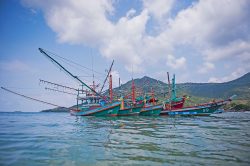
<box><xmin>43</xmin><ymin>49</ymin><xmax>106</xmax><ymax>76</ymax></box>
<box><xmin>43</xmin><ymin>51</ymin><xmax>105</xmax><ymax>83</ymax></box>
<box><xmin>1</xmin><ymin>87</ymin><xmax>69</xmax><ymax>109</ymax></box>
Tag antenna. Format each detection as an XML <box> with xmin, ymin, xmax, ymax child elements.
<box><xmin>91</xmin><ymin>49</ymin><xmax>95</xmax><ymax>92</ymax></box>
<box><xmin>132</xmin><ymin>78</ymin><xmax>136</xmax><ymax>104</ymax></box>
<box><xmin>132</xmin><ymin>64</ymin><xmax>134</xmax><ymax>79</ymax></box>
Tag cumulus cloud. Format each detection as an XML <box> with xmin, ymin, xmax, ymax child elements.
<box><xmin>166</xmin><ymin>54</ymin><xmax>186</xmax><ymax>69</ymax></box>
<box><xmin>22</xmin><ymin>0</ymin><xmax>184</xmax><ymax>73</ymax></box>
<box><xmin>165</xmin><ymin>0</ymin><xmax>250</xmax><ymax>47</ymax></box>
<box><xmin>126</xmin><ymin>8</ymin><xmax>136</xmax><ymax>18</ymax></box>
<box><xmin>143</xmin><ymin>0</ymin><xmax>174</xmax><ymax>20</ymax></box>
<box><xmin>198</xmin><ymin>62</ymin><xmax>215</xmax><ymax>74</ymax></box>
<box><xmin>22</xmin><ymin>0</ymin><xmax>250</xmax><ymax>81</ymax></box>
<box><xmin>22</xmin><ymin>0</ymin><xmax>115</xmax><ymax>46</ymax></box>
<box><xmin>204</xmin><ymin>40</ymin><xmax>250</xmax><ymax>62</ymax></box>
<box><xmin>163</xmin><ymin>0</ymin><xmax>250</xmax><ymax>80</ymax></box>
<box><xmin>100</xmin><ymin>9</ymin><xmax>149</xmax><ymax>72</ymax></box>
<box><xmin>208</xmin><ymin>67</ymin><xmax>247</xmax><ymax>83</ymax></box>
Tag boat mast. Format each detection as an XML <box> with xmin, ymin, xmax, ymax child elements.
<box><xmin>109</xmin><ymin>73</ymin><xmax>113</xmax><ymax>102</ymax></box>
<box><xmin>77</xmin><ymin>88</ymin><xmax>79</xmax><ymax>110</ymax></box>
<box><xmin>119</xmin><ymin>77</ymin><xmax>121</xmax><ymax>87</ymax></box>
<box><xmin>167</xmin><ymin>72</ymin><xmax>171</xmax><ymax>98</ymax></box>
<box><xmin>38</xmin><ymin>48</ymin><xmax>103</xmax><ymax>98</ymax></box>
<box><xmin>100</xmin><ymin>60</ymin><xmax>114</xmax><ymax>93</ymax></box>
<box><xmin>171</xmin><ymin>74</ymin><xmax>176</xmax><ymax>100</ymax></box>
<box><xmin>151</xmin><ymin>87</ymin><xmax>156</xmax><ymax>105</ymax></box>
<box><xmin>132</xmin><ymin>79</ymin><xmax>136</xmax><ymax>105</ymax></box>
<box><xmin>167</xmin><ymin>72</ymin><xmax>172</xmax><ymax>110</ymax></box>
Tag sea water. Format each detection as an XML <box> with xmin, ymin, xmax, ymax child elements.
<box><xmin>0</xmin><ymin>112</ymin><xmax>249</xmax><ymax>165</ymax></box>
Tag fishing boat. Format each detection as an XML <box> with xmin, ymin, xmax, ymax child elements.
<box><xmin>118</xmin><ymin>99</ymin><xmax>143</xmax><ymax>116</ymax></box>
<box><xmin>163</xmin><ymin>97</ymin><xmax>186</xmax><ymax>110</ymax></box>
<box><xmin>160</xmin><ymin>72</ymin><xmax>235</xmax><ymax>116</ymax></box>
<box><xmin>162</xmin><ymin>73</ymin><xmax>186</xmax><ymax>110</ymax></box>
<box><xmin>139</xmin><ymin>104</ymin><xmax>162</xmax><ymax>116</ymax></box>
<box><xmin>161</xmin><ymin>97</ymin><xmax>233</xmax><ymax>116</ymax></box>
<box><xmin>70</xmin><ymin>103</ymin><xmax>120</xmax><ymax>116</ymax></box>
<box><xmin>39</xmin><ymin>48</ymin><xmax>120</xmax><ymax>116</ymax></box>
<box><xmin>138</xmin><ymin>73</ymin><xmax>185</xmax><ymax>116</ymax></box>
<box><xmin>117</xmin><ymin>78</ymin><xmax>162</xmax><ymax>116</ymax></box>
<box><xmin>70</xmin><ymin>98</ymin><xmax>120</xmax><ymax>116</ymax></box>
<box><xmin>139</xmin><ymin>91</ymin><xmax>162</xmax><ymax>116</ymax></box>
<box><xmin>117</xmin><ymin>79</ymin><xmax>143</xmax><ymax>116</ymax></box>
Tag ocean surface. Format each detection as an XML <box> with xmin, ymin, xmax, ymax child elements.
<box><xmin>0</xmin><ymin>112</ymin><xmax>250</xmax><ymax>166</ymax></box>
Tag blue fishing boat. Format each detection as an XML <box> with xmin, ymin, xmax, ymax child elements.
<box><xmin>161</xmin><ymin>98</ymin><xmax>233</xmax><ymax>116</ymax></box>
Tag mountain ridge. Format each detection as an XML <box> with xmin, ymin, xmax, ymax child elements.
<box><xmin>114</xmin><ymin>72</ymin><xmax>250</xmax><ymax>100</ymax></box>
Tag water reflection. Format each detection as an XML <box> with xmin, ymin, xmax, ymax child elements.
<box><xmin>0</xmin><ymin>112</ymin><xmax>249</xmax><ymax>165</ymax></box>
<box><xmin>73</xmin><ymin>113</ymin><xmax>250</xmax><ymax>165</ymax></box>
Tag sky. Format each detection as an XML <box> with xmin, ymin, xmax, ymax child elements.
<box><xmin>0</xmin><ymin>0</ymin><xmax>250</xmax><ymax>112</ymax></box>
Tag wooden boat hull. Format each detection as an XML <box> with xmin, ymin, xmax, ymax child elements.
<box><xmin>139</xmin><ymin>105</ymin><xmax>162</xmax><ymax>116</ymax></box>
<box><xmin>118</xmin><ymin>106</ymin><xmax>142</xmax><ymax>116</ymax></box>
<box><xmin>70</xmin><ymin>102</ymin><xmax>120</xmax><ymax>116</ymax></box>
<box><xmin>164</xmin><ymin>97</ymin><xmax>186</xmax><ymax>110</ymax></box>
<box><xmin>161</xmin><ymin>100</ymin><xmax>229</xmax><ymax>116</ymax></box>
<box><xmin>171</xmin><ymin>97</ymin><xmax>185</xmax><ymax>109</ymax></box>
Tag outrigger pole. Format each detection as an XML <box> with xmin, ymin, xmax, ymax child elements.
<box><xmin>40</xmin><ymin>79</ymin><xmax>78</xmax><ymax>91</ymax></box>
<box><xmin>44</xmin><ymin>87</ymin><xmax>77</xmax><ymax>96</ymax></box>
<box><xmin>38</xmin><ymin>48</ymin><xmax>104</xmax><ymax>98</ymax></box>
<box><xmin>40</xmin><ymin>79</ymin><xmax>88</xmax><ymax>94</ymax></box>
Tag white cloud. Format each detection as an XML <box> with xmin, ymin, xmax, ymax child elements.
<box><xmin>22</xmin><ymin>0</ymin><xmax>250</xmax><ymax>81</ymax></box>
<box><xmin>204</xmin><ymin>40</ymin><xmax>250</xmax><ymax>62</ymax></box>
<box><xmin>165</xmin><ymin>0</ymin><xmax>250</xmax><ymax>47</ymax></box>
<box><xmin>100</xmin><ymin>9</ymin><xmax>149</xmax><ymax>73</ymax></box>
<box><xmin>126</xmin><ymin>8</ymin><xmax>136</xmax><ymax>18</ymax></box>
<box><xmin>161</xmin><ymin>0</ymin><xmax>250</xmax><ymax>78</ymax></box>
<box><xmin>23</xmin><ymin>0</ymin><xmax>115</xmax><ymax>46</ymax></box>
<box><xmin>143</xmin><ymin>0</ymin><xmax>174</xmax><ymax>20</ymax></box>
<box><xmin>166</xmin><ymin>54</ymin><xmax>186</xmax><ymax>69</ymax></box>
<box><xmin>198</xmin><ymin>62</ymin><xmax>215</xmax><ymax>74</ymax></box>
<box><xmin>208</xmin><ymin>67</ymin><xmax>246</xmax><ymax>83</ymax></box>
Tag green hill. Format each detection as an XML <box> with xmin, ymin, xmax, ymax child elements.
<box><xmin>114</xmin><ymin>72</ymin><xmax>250</xmax><ymax>100</ymax></box>
<box><xmin>178</xmin><ymin>73</ymin><xmax>250</xmax><ymax>100</ymax></box>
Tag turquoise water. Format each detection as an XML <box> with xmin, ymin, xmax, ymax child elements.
<box><xmin>0</xmin><ymin>112</ymin><xmax>250</xmax><ymax>166</ymax></box>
